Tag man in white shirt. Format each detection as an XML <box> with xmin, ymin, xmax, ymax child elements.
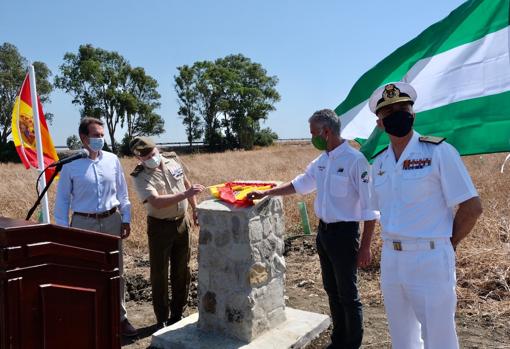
<box><xmin>368</xmin><ymin>82</ymin><xmax>483</xmax><ymax>349</ymax></box>
<box><xmin>248</xmin><ymin>109</ymin><xmax>378</xmax><ymax>349</ymax></box>
<box><xmin>54</xmin><ymin>117</ymin><xmax>137</xmax><ymax>337</ymax></box>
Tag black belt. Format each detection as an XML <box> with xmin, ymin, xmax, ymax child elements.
<box><xmin>148</xmin><ymin>215</ymin><xmax>185</xmax><ymax>223</ymax></box>
<box><xmin>319</xmin><ymin>220</ymin><xmax>358</xmax><ymax>230</ymax></box>
<box><xmin>73</xmin><ymin>207</ymin><xmax>118</xmax><ymax>219</ymax></box>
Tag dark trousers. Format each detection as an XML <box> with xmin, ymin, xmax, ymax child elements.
<box><xmin>316</xmin><ymin>220</ymin><xmax>362</xmax><ymax>349</ymax></box>
<box><xmin>147</xmin><ymin>215</ymin><xmax>191</xmax><ymax>324</ymax></box>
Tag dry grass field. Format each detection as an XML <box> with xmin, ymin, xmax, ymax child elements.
<box><xmin>1</xmin><ymin>143</ymin><xmax>509</xmax><ymax>346</ymax></box>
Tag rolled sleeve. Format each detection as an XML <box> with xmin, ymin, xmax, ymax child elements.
<box><xmin>352</xmin><ymin>156</ymin><xmax>380</xmax><ymax>221</ymax></box>
<box><xmin>132</xmin><ymin>175</ymin><xmax>158</xmax><ymax>203</ymax></box>
<box><xmin>54</xmin><ymin>165</ymin><xmax>72</xmax><ymax>226</ymax></box>
<box><xmin>116</xmin><ymin>159</ymin><xmax>131</xmax><ymax>223</ymax></box>
<box><xmin>437</xmin><ymin>143</ymin><xmax>478</xmax><ymax>208</ymax></box>
<box><xmin>291</xmin><ymin>162</ymin><xmax>316</xmax><ymax>195</ymax></box>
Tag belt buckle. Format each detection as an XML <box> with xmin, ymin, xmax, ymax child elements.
<box><xmin>392</xmin><ymin>241</ymin><xmax>402</xmax><ymax>251</ymax></box>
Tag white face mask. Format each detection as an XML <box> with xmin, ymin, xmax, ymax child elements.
<box><xmin>143</xmin><ymin>154</ymin><xmax>161</xmax><ymax>169</ymax></box>
<box><xmin>88</xmin><ymin>137</ymin><xmax>104</xmax><ymax>152</ymax></box>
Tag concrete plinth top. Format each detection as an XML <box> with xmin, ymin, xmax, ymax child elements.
<box><xmin>196</xmin><ymin>196</ymin><xmax>270</xmax><ymax>212</ymax></box>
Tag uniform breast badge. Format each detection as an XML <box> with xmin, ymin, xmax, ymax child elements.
<box><xmin>377</xmin><ymin>163</ymin><xmax>385</xmax><ymax>176</ymax></box>
<box><xmin>403</xmin><ymin>158</ymin><xmax>432</xmax><ymax>170</ymax></box>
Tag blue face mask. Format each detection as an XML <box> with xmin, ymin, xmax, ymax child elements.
<box><xmin>88</xmin><ymin>137</ymin><xmax>104</xmax><ymax>152</ymax></box>
<box><xmin>143</xmin><ymin>154</ymin><xmax>161</xmax><ymax>169</ymax></box>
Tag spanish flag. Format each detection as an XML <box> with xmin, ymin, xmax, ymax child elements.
<box><xmin>11</xmin><ymin>72</ymin><xmax>58</xmax><ymax>181</ymax></box>
<box><xmin>209</xmin><ymin>182</ymin><xmax>276</xmax><ymax>207</ymax></box>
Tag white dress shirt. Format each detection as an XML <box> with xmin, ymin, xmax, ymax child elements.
<box><xmin>291</xmin><ymin>141</ymin><xmax>379</xmax><ymax>223</ymax></box>
<box><xmin>54</xmin><ymin>150</ymin><xmax>131</xmax><ymax>226</ymax></box>
<box><xmin>371</xmin><ymin>131</ymin><xmax>478</xmax><ymax>239</ymax></box>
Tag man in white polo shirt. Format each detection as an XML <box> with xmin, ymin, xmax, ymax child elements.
<box><xmin>369</xmin><ymin>82</ymin><xmax>483</xmax><ymax>349</ymax></box>
<box><xmin>248</xmin><ymin>109</ymin><xmax>378</xmax><ymax>349</ymax></box>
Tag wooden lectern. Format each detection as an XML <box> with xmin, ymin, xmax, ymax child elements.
<box><xmin>0</xmin><ymin>216</ymin><xmax>121</xmax><ymax>349</ymax></box>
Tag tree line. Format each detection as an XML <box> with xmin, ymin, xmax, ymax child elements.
<box><xmin>0</xmin><ymin>43</ymin><xmax>280</xmax><ymax>161</ymax></box>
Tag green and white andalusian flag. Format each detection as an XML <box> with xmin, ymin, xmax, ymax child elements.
<box><xmin>335</xmin><ymin>0</ymin><xmax>510</xmax><ymax>159</ymax></box>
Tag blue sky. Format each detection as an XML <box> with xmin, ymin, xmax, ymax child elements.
<box><xmin>1</xmin><ymin>0</ymin><xmax>466</xmax><ymax>146</ymax></box>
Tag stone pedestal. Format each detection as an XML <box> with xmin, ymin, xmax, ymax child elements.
<box><xmin>197</xmin><ymin>196</ymin><xmax>286</xmax><ymax>342</ymax></box>
<box><xmin>151</xmin><ymin>194</ymin><xmax>330</xmax><ymax>349</ymax></box>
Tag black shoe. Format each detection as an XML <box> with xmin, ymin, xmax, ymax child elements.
<box><xmin>166</xmin><ymin>314</ymin><xmax>183</xmax><ymax>326</ymax></box>
<box><xmin>121</xmin><ymin>319</ymin><xmax>138</xmax><ymax>337</ymax></box>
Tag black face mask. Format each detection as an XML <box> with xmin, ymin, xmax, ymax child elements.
<box><xmin>382</xmin><ymin>110</ymin><xmax>414</xmax><ymax>137</ymax></box>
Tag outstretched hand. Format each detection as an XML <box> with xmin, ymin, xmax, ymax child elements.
<box><xmin>185</xmin><ymin>184</ymin><xmax>205</xmax><ymax>198</ymax></box>
<box><xmin>247</xmin><ymin>190</ymin><xmax>268</xmax><ymax>201</ymax></box>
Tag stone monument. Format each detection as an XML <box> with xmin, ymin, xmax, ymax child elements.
<box><xmin>151</xmin><ymin>193</ymin><xmax>330</xmax><ymax>349</ymax></box>
<box><xmin>197</xmin><ymin>195</ymin><xmax>287</xmax><ymax>341</ymax></box>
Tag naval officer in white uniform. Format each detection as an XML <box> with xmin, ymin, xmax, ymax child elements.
<box><xmin>368</xmin><ymin>82</ymin><xmax>482</xmax><ymax>349</ymax></box>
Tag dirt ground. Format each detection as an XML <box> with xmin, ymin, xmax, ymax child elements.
<box><xmin>121</xmin><ymin>238</ymin><xmax>510</xmax><ymax>349</ymax></box>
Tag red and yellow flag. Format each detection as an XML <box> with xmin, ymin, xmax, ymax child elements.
<box><xmin>11</xmin><ymin>73</ymin><xmax>58</xmax><ymax>181</ymax></box>
<box><xmin>209</xmin><ymin>182</ymin><xmax>276</xmax><ymax>207</ymax></box>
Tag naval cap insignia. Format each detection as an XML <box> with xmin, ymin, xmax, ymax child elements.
<box><xmin>383</xmin><ymin>84</ymin><xmax>400</xmax><ymax>100</ymax></box>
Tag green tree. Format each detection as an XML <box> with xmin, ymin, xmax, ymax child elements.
<box><xmin>55</xmin><ymin>45</ymin><xmax>162</xmax><ymax>153</ymax></box>
<box><xmin>0</xmin><ymin>42</ymin><xmax>53</xmax><ymax>148</ymax></box>
<box><xmin>175</xmin><ymin>65</ymin><xmax>203</xmax><ymax>147</ymax></box>
<box><xmin>55</xmin><ymin>44</ymin><xmax>129</xmax><ymax>153</ymax></box>
<box><xmin>216</xmin><ymin>54</ymin><xmax>280</xmax><ymax>150</ymax></box>
<box><xmin>174</xmin><ymin>54</ymin><xmax>280</xmax><ymax>151</ymax></box>
<box><xmin>174</xmin><ymin>61</ymin><xmax>224</xmax><ymax>149</ymax></box>
<box><xmin>118</xmin><ymin>66</ymin><xmax>164</xmax><ymax>151</ymax></box>
<box><xmin>66</xmin><ymin>135</ymin><xmax>81</xmax><ymax>150</ymax></box>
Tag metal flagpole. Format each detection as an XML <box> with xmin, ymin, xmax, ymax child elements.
<box><xmin>28</xmin><ymin>64</ymin><xmax>50</xmax><ymax>223</ymax></box>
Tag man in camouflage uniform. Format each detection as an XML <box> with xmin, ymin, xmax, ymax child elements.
<box><xmin>130</xmin><ymin>137</ymin><xmax>204</xmax><ymax>328</ymax></box>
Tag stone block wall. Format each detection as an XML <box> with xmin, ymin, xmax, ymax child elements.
<box><xmin>196</xmin><ymin>196</ymin><xmax>286</xmax><ymax>342</ymax></box>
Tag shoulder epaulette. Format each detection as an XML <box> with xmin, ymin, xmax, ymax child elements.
<box><xmin>162</xmin><ymin>151</ymin><xmax>178</xmax><ymax>158</ymax></box>
<box><xmin>419</xmin><ymin>136</ymin><xmax>446</xmax><ymax>145</ymax></box>
<box><xmin>371</xmin><ymin>146</ymin><xmax>389</xmax><ymax>160</ymax></box>
<box><xmin>130</xmin><ymin>164</ymin><xmax>145</xmax><ymax>177</ymax></box>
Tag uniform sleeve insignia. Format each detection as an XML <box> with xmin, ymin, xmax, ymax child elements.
<box><xmin>361</xmin><ymin>171</ymin><xmax>369</xmax><ymax>183</ymax></box>
<box><xmin>419</xmin><ymin>136</ymin><xmax>446</xmax><ymax>145</ymax></box>
<box><xmin>130</xmin><ymin>164</ymin><xmax>145</xmax><ymax>177</ymax></box>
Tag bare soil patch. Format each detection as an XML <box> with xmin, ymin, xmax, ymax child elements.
<box><xmin>121</xmin><ymin>237</ymin><xmax>509</xmax><ymax>349</ymax></box>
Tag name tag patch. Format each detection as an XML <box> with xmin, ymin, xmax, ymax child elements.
<box><xmin>170</xmin><ymin>166</ymin><xmax>184</xmax><ymax>178</ymax></box>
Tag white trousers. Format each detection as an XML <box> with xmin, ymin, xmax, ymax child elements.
<box><xmin>380</xmin><ymin>239</ymin><xmax>459</xmax><ymax>349</ymax></box>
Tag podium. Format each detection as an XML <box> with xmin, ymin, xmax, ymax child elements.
<box><xmin>0</xmin><ymin>216</ymin><xmax>121</xmax><ymax>349</ymax></box>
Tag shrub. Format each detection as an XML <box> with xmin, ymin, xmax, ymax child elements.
<box><xmin>254</xmin><ymin>127</ymin><xmax>278</xmax><ymax>147</ymax></box>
